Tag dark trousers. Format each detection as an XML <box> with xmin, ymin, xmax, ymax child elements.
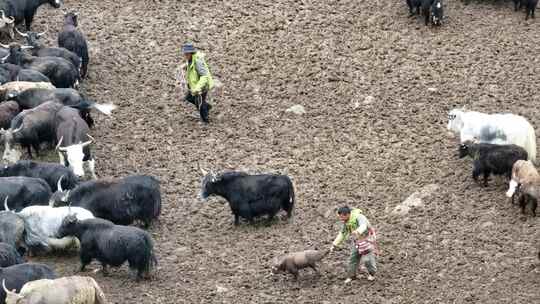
<box><xmin>184</xmin><ymin>91</ymin><xmax>211</xmax><ymax>123</ymax></box>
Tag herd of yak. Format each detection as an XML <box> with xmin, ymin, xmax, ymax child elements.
<box><xmin>0</xmin><ymin>1</ymin><xmax>164</xmax><ymax>303</ymax></box>
<box><xmin>0</xmin><ymin>1</ymin><xmax>297</xmax><ymax>302</ymax></box>
<box><xmin>0</xmin><ymin>0</ymin><xmax>538</xmax><ymax>303</ymax></box>
<box><xmin>407</xmin><ymin>0</ymin><xmax>538</xmax><ymax>26</ymax></box>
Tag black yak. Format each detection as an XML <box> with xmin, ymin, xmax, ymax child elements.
<box><xmin>57</xmin><ymin>216</ymin><xmax>157</xmax><ymax>281</ymax></box>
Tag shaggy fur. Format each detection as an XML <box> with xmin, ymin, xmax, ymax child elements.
<box><xmin>459</xmin><ymin>142</ymin><xmax>528</xmax><ymax>187</ymax></box>
<box><xmin>0</xmin><ymin>243</ymin><xmax>24</xmax><ymax>267</ymax></box>
<box><xmin>58</xmin><ymin>216</ymin><xmax>157</xmax><ymax>281</ymax></box>
<box><xmin>50</xmin><ymin>175</ymin><xmax>161</xmax><ymax>227</ymax></box>
<box><xmin>58</xmin><ymin>12</ymin><xmax>89</xmax><ymax>78</ymax></box>
<box><xmin>200</xmin><ymin>171</ymin><xmax>295</xmax><ymax>225</ymax></box>
<box><xmin>0</xmin><ymin>263</ymin><xmax>57</xmax><ymax>303</ymax></box>
<box><xmin>0</xmin><ymin>160</ymin><xmax>79</xmax><ymax>192</ymax></box>
<box><xmin>0</xmin><ymin>101</ymin><xmax>19</xmax><ymax>129</ymax></box>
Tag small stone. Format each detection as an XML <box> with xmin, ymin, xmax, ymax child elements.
<box><xmin>285</xmin><ymin>104</ymin><xmax>306</xmax><ymax>115</ymax></box>
<box><xmin>427</xmin><ymin>87</ymin><xmax>438</xmax><ymax>93</ymax></box>
<box><xmin>391</xmin><ymin>184</ymin><xmax>439</xmax><ymax>216</ymax></box>
<box><xmin>480</xmin><ymin>221</ymin><xmax>494</xmax><ymax>229</ymax></box>
<box><xmin>363</xmin><ymin>95</ymin><xmax>375</xmax><ymax>104</ymax></box>
<box><xmin>216</xmin><ymin>285</ymin><xmax>228</xmax><ymax>293</ymax></box>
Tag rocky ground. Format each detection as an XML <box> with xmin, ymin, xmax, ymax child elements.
<box><xmin>15</xmin><ymin>0</ymin><xmax>540</xmax><ymax>303</ymax></box>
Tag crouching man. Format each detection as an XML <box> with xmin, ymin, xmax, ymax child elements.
<box><xmin>330</xmin><ymin>206</ymin><xmax>377</xmax><ymax>283</ymax></box>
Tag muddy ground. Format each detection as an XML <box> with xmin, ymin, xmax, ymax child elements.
<box><xmin>12</xmin><ymin>0</ymin><xmax>540</xmax><ymax>303</ymax></box>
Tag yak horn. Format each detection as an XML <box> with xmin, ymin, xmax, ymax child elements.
<box><xmin>21</xmin><ymin>45</ymin><xmax>33</xmax><ymax>50</ymax></box>
<box><xmin>0</xmin><ymin>10</ymin><xmax>13</xmax><ymax>24</ymax></box>
<box><xmin>3</xmin><ymin>196</ymin><xmax>9</xmax><ymax>211</ymax></box>
<box><xmin>15</xmin><ymin>28</ymin><xmax>28</xmax><ymax>37</ymax></box>
<box><xmin>12</xmin><ymin>125</ymin><xmax>23</xmax><ymax>134</ymax></box>
<box><xmin>57</xmin><ymin>175</ymin><xmax>64</xmax><ymax>192</ymax></box>
<box><xmin>2</xmin><ymin>279</ymin><xmax>15</xmax><ymax>295</ymax></box>
<box><xmin>197</xmin><ymin>162</ymin><xmax>208</xmax><ymax>176</ymax></box>
<box><xmin>55</xmin><ymin>136</ymin><xmax>63</xmax><ymax>150</ymax></box>
<box><xmin>37</xmin><ymin>27</ymin><xmax>47</xmax><ymax>37</ymax></box>
<box><xmin>0</xmin><ymin>42</ymin><xmax>9</xmax><ymax>48</ymax></box>
<box><xmin>2</xmin><ymin>279</ymin><xmax>8</xmax><ymax>293</ymax></box>
<box><xmin>81</xmin><ymin>134</ymin><xmax>93</xmax><ymax>147</ymax></box>
<box><xmin>81</xmin><ymin>140</ymin><xmax>92</xmax><ymax>147</ymax></box>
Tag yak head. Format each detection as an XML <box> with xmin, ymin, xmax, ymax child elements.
<box><xmin>57</xmin><ymin>213</ymin><xmax>78</xmax><ymax>238</ymax></box>
<box><xmin>458</xmin><ymin>143</ymin><xmax>469</xmax><ymax>159</ymax></box>
<box><xmin>15</xmin><ymin>28</ymin><xmax>47</xmax><ymax>48</ymax></box>
<box><xmin>458</xmin><ymin>140</ymin><xmax>478</xmax><ymax>159</ymax></box>
<box><xmin>0</xmin><ymin>43</ymin><xmax>33</xmax><ymax>65</ymax></box>
<box><xmin>49</xmin><ymin>0</ymin><xmax>62</xmax><ymax>9</ymax></box>
<box><xmin>56</xmin><ymin>135</ymin><xmax>92</xmax><ymax>178</ymax></box>
<box><xmin>0</xmin><ymin>127</ymin><xmax>22</xmax><ymax>164</ymax></box>
<box><xmin>506</xmin><ymin>160</ymin><xmax>532</xmax><ymax>198</ymax></box>
<box><xmin>447</xmin><ymin>109</ymin><xmax>464</xmax><ymax>133</ymax></box>
<box><xmin>431</xmin><ymin>0</ymin><xmax>443</xmax><ymax>25</ymax></box>
<box><xmin>198</xmin><ymin>164</ymin><xmax>220</xmax><ymax>200</ymax></box>
<box><xmin>49</xmin><ymin>176</ymin><xmax>71</xmax><ymax>207</ymax></box>
<box><xmin>64</xmin><ymin>12</ymin><xmax>78</xmax><ymax>27</ymax></box>
<box><xmin>0</xmin><ymin>11</ymin><xmax>15</xmax><ymax>40</ymax></box>
<box><xmin>506</xmin><ymin>179</ymin><xmax>520</xmax><ymax>198</ymax></box>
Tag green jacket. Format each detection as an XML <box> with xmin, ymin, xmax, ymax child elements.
<box><xmin>186</xmin><ymin>52</ymin><xmax>214</xmax><ymax>93</ymax></box>
<box><xmin>332</xmin><ymin>208</ymin><xmax>371</xmax><ymax>247</ymax></box>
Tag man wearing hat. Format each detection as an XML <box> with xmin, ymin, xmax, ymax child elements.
<box><xmin>330</xmin><ymin>206</ymin><xmax>378</xmax><ymax>283</ymax></box>
<box><xmin>181</xmin><ymin>43</ymin><xmax>214</xmax><ymax>123</ymax></box>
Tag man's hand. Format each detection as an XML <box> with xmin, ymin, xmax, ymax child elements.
<box><xmin>191</xmin><ymin>89</ymin><xmax>200</xmax><ymax>96</ymax></box>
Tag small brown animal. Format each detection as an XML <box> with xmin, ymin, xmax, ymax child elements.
<box><xmin>271</xmin><ymin>249</ymin><xmax>329</xmax><ymax>280</ymax></box>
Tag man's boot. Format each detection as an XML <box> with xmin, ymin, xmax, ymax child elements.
<box><xmin>200</xmin><ymin>101</ymin><xmax>210</xmax><ymax>123</ymax></box>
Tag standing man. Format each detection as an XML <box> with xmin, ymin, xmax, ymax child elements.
<box><xmin>182</xmin><ymin>43</ymin><xmax>214</xmax><ymax>123</ymax></box>
<box><xmin>330</xmin><ymin>206</ymin><xmax>377</xmax><ymax>283</ymax></box>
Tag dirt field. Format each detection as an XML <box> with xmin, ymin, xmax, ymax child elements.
<box><xmin>16</xmin><ymin>0</ymin><xmax>540</xmax><ymax>303</ymax></box>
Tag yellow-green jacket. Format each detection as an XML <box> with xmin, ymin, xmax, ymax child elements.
<box><xmin>186</xmin><ymin>52</ymin><xmax>214</xmax><ymax>93</ymax></box>
<box><xmin>332</xmin><ymin>208</ymin><xmax>371</xmax><ymax>247</ymax></box>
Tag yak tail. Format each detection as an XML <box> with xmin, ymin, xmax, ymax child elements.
<box><xmin>142</xmin><ymin>233</ymin><xmax>158</xmax><ymax>278</ymax></box>
<box><xmin>90</xmin><ymin>278</ymin><xmax>107</xmax><ymax>304</ymax></box>
<box><xmin>524</xmin><ymin>123</ymin><xmax>537</xmax><ymax>164</ymax></box>
<box><xmin>20</xmin><ymin>214</ymin><xmax>49</xmax><ymax>251</ymax></box>
<box><xmin>91</xmin><ymin>103</ymin><xmax>117</xmax><ymax>116</ymax></box>
<box><xmin>91</xmin><ymin>278</ymin><xmax>108</xmax><ymax>304</ymax></box>
<box><xmin>286</xmin><ymin>176</ymin><xmax>295</xmax><ymax>219</ymax></box>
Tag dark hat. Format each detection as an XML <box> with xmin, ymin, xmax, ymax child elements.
<box><xmin>182</xmin><ymin>43</ymin><xmax>196</xmax><ymax>54</ymax></box>
<box><xmin>337</xmin><ymin>206</ymin><xmax>351</xmax><ymax>215</ymax></box>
